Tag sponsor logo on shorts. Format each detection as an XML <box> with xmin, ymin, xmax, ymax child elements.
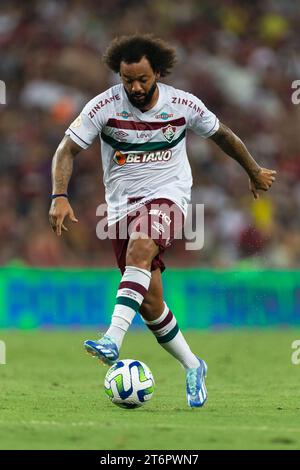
<box><xmin>116</xmin><ymin>110</ymin><xmax>133</xmax><ymax>119</ymax></box>
<box><xmin>149</xmin><ymin>210</ymin><xmax>171</xmax><ymax>226</ymax></box>
<box><xmin>155</xmin><ymin>112</ymin><xmax>173</xmax><ymax>120</ymax></box>
<box><xmin>113</xmin><ymin>150</ymin><xmax>172</xmax><ymax>166</ymax></box>
<box><xmin>151</xmin><ymin>221</ymin><xmax>165</xmax><ymax>235</ymax></box>
<box><xmin>162</xmin><ymin>124</ymin><xmax>176</xmax><ymax>143</ymax></box>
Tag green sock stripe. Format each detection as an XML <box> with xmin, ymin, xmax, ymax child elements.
<box><xmin>116</xmin><ymin>296</ymin><xmax>140</xmax><ymax>312</ymax></box>
<box><xmin>157</xmin><ymin>323</ymin><xmax>179</xmax><ymax>344</ymax></box>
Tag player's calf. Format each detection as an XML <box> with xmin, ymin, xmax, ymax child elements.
<box><xmin>141</xmin><ymin>301</ymin><xmax>208</xmax><ymax>407</ymax></box>
<box><xmin>84</xmin><ymin>264</ymin><xmax>153</xmax><ymax>364</ymax></box>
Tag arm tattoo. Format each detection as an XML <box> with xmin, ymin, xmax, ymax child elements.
<box><xmin>52</xmin><ymin>152</ymin><xmax>73</xmax><ymax>194</ymax></box>
<box><xmin>210</xmin><ymin>123</ymin><xmax>260</xmax><ymax>178</ymax></box>
<box><xmin>51</xmin><ymin>141</ymin><xmax>76</xmax><ymax>194</ymax></box>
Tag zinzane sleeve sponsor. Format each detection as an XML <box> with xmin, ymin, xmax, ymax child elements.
<box><xmin>185</xmin><ymin>93</ymin><xmax>219</xmax><ymax>138</ymax></box>
<box><xmin>65</xmin><ymin>99</ymin><xmax>105</xmax><ymax>149</ymax></box>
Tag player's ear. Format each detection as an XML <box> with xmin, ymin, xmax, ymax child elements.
<box><xmin>155</xmin><ymin>70</ymin><xmax>161</xmax><ymax>80</ymax></box>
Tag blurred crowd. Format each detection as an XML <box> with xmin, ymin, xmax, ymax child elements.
<box><xmin>0</xmin><ymin>0</ymin><xmax>300</xmax><ymax>269</ymax></box>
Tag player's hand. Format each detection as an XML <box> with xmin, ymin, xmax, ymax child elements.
<box><xmin>249</xmin><ymin>167</ymin><xmax>277</xmax><ymax>200</ymax></box>
<box><xmin>49</xmin><ymin>197</ymin><xmax>78</xmax><ymax>236</ymax></box>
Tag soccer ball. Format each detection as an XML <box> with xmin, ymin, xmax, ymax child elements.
<box><xmin>104</xmin><ymin>359</ymin><xmax>155</xmax><ymax>409</ymax></box>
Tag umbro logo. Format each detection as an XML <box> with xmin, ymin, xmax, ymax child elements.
<box><xmin>114</xmin><ymin>130</ymin><xmax>129</xmax><ymax>141</ymax></box>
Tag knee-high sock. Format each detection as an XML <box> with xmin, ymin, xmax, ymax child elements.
<box><xmin>106</xmin><ymin>266</ymin><xmax>151</xmax><ymax>349</ymax></box>
<box><xmin>143</xmin><ymin>302</ymin><xmax>199</xmax><ymax>369</ymax></box>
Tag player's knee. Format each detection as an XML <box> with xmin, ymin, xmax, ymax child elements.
<box><xmin>126</xmin><ymin>236</ymin><xmax>158</xmax><ymax>270</ymax></box>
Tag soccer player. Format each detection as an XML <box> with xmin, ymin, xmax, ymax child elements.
<box><xmin>49</xmin><ymin>35</ymin><xmax>276</xmax><ymax>407</ymax></box>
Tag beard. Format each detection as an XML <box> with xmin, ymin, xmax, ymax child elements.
<box><xmin>125</xmin><ymin>80</ymin><xmax>157</xmax><ymax>110</ymax></box>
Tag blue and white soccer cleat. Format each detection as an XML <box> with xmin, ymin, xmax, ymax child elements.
<box><xmin>84</xmin><ymin>335</ymin><xmax>119</xmax><ymax>366</ymax></box>
<box><xmin>186</xmin><ymin>358</ymin><xmax>208</xmax><ymax>408</ymax></box>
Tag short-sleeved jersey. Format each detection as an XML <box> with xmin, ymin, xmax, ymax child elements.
<box><xmin>65</xmin><ymin>82</ymin><xmax>219</xmax><ymax>225</ymax></box>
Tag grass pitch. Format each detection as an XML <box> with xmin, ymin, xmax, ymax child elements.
<box><xmin>0</xmin><ymin>328</ymin><xmax>300</xmax><ymax>450</ymax></box>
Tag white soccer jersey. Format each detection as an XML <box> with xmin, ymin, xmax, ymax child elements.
<box><xmin>65</xmin><ymin>82</ymin><xmax>219</xmax><ymax>225</ymax></box>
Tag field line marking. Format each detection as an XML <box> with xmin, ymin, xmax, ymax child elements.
<box><xmin>0</xmin><ymin>420</ymin><xmax>300</xmax><ymax>434</ymax></box>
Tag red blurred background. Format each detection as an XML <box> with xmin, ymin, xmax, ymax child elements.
<box><xmin>0</xmin><ymin>0</ymin><xmax>299</xmax><ymax>269</ymax></box>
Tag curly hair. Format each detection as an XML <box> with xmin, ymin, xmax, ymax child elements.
<box><xmin>103</xmin><ymin>34</ymin><xmax>177</xmax><ymax>77</ymax></box>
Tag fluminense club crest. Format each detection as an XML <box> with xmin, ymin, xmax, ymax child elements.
<box><xmin>162</xmin><ymin>124</ymin><xmax>176</xmax><ymax>143</ymax></box>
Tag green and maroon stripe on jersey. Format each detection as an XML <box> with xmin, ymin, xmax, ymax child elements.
<box><xmin>101</xmin><ymin>129</ymin><xmax>186</xmax><ymax>152</ymax></box>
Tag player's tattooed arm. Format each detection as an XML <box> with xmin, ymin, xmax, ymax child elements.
<box><xmin>51</xmin><ymin>136</ymin><xmax>81</xmax><ymax>194</ymax></box>
<box><xmin>49</xmin><ymin>136</ymin><xmax>81</xmax><ymax>236</ymax></box>
<box><xmin>210</xmin><ymin>122</ymin><xmax>276</xmax><ymax>199</ymax></box>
